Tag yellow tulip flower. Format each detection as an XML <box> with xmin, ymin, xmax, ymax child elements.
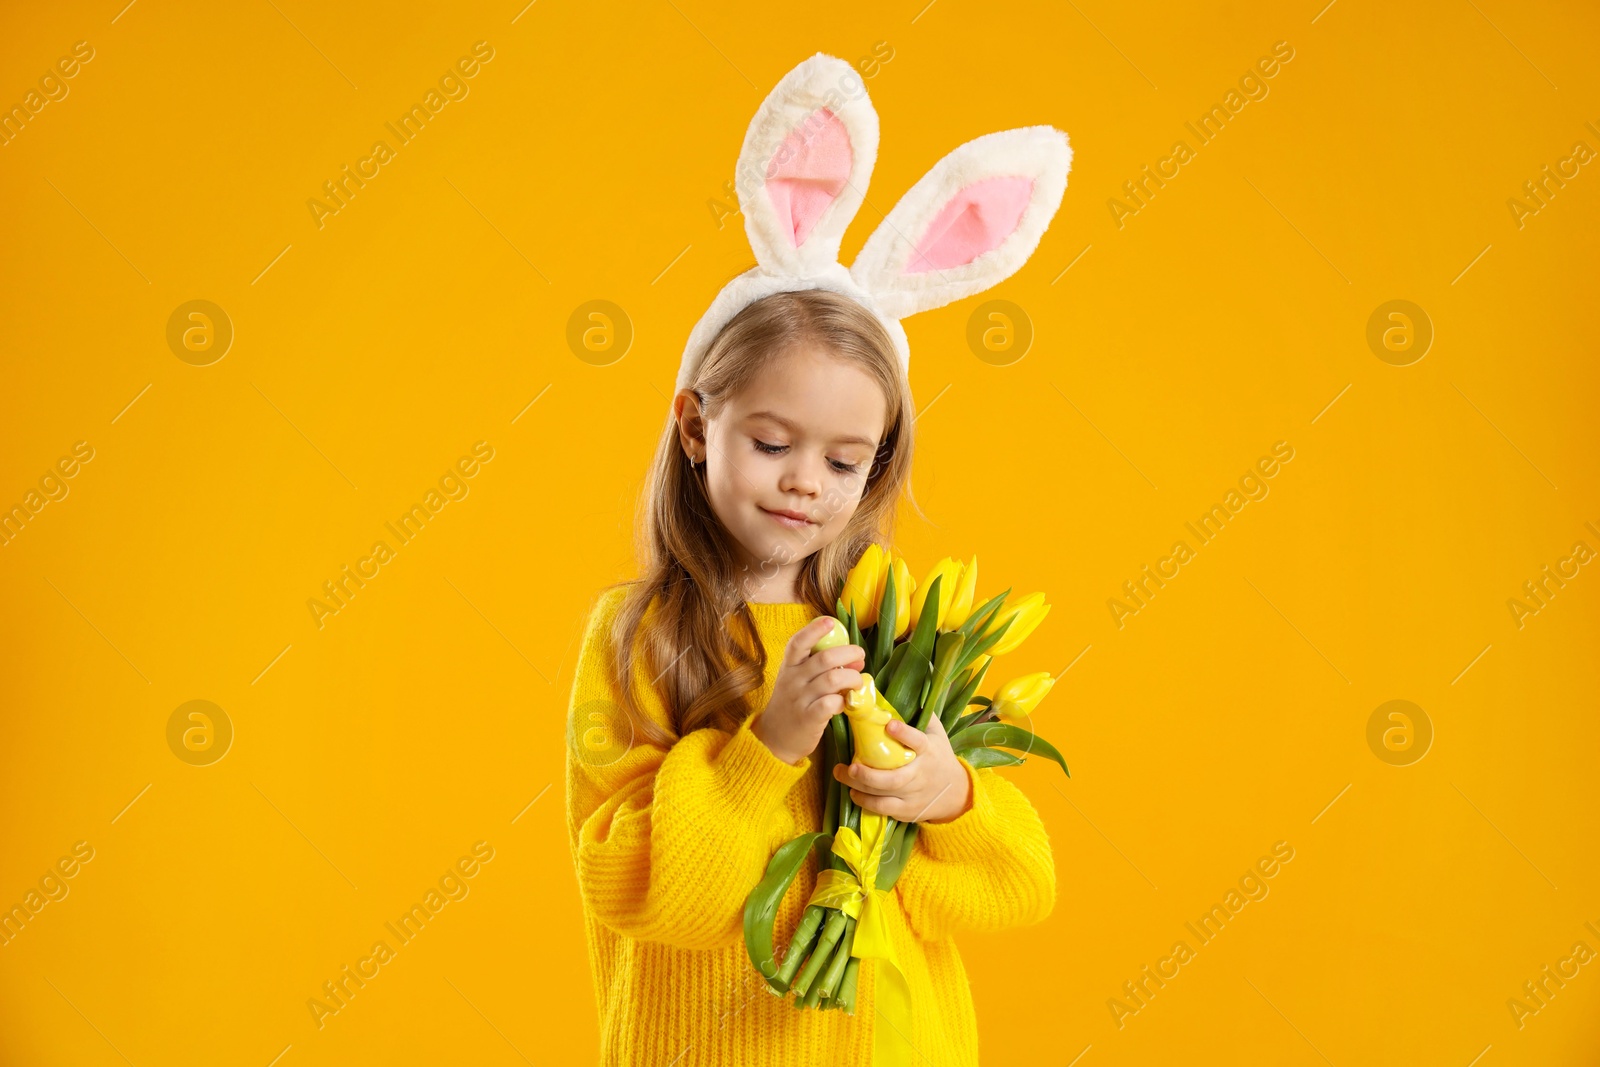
<box><xmin>842</xmin><ymin>544</ymin><xmax>886</xmax><ymax>628</ymax></box>
<box><xmin>988</xmin><ymin>591</ymin><xmax>1050</xmax><ymax>656</ymax></box>
<box><xmin>909</xmin><ymin>556</ymin><xmax>960</xmax><ymax>632</ymax></box>
<box><xmin>990</xmin><ymin>672</ymin><xmax>1055</xmax><ymax>720</ymax></box>
<box><xmin>885</xmin><ymin>554</ymin><xmax>914</xmax><ymax>638</ymax></box>
<box><xmin>944</xmin><ymin>556</ymin><xmax>979</xmax><ymax>629</ymax></box>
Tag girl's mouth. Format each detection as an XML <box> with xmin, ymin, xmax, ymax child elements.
<box><xmin>761</xmin><ymin>507</ymin><xmax>816</xmax><ymax>529</ymax></box>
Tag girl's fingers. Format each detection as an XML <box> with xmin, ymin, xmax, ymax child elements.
<box><xmin>799</xmin><ymin>660</ymin><xmax>861</xmax><ymax>704</ymax></box>
<box><xmin>820</xmin><ymin>666</ymin><xmax>863</xmax><ymax>695</ymax></box>
<box><xmin>804</xmin><ymin>644</ymin><xmax>865</xmax><ymax>684</ymax></box>
<box><xmin>834</xmin><ymin>760</ymin><xmax>913</xmax><ymax>796</ymax></box>
<box><xmin>885</xmin><ymin>718</ymin><xmax>931</xmax><ymax>753</ymax></box>
<box><xmin>784</xmin><ymin>617</ymin><xmax>838</xmax><ymax>667</ymax></box>
<box><xmin>809</xmin><ymin>692</ymin><xmax>844</xmax><ymax>721</ymax></box>
<box><xmin>850</xmin><ymin>789</ymin><xmax>908</xmax><ymax>820</ymax></box>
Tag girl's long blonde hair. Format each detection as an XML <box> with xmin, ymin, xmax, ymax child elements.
<box><xmin>604</xmin><ymin>288</ymin><xmax>918</xmax><ymax>749</ymax></box>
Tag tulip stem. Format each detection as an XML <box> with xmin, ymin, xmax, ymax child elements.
<box><xmin>791</xmin><ymin>910</ymin><xmax>846</xmax><ymax>1000</ymax></box>
<box><xmin>829</xmin><ymin>713</ymin><xmax>855</xmax><ymax>847</ymax></box>
<box><xmin>821</xmin><ymin>723</ymin><xmax>839</xmax><ymax>844</ymax></box>
<box><xmin>920</xmin><ymin>631</ymin><xmax>966</xmax><ymax>731</ymax></box>
<box><xmin>837</xmin><ymin>955</ymin><xmax>862</xmax><ymax>1014</ymax></box>
<box><xmin>814</xmin><ymin>915</ymin><xmax>856</xmax><ymax>1004</ymax></box>
<box><xmin>775</xmin><ymin>904</ymin><xmax>826</xmax><ymax>989</ymax></box>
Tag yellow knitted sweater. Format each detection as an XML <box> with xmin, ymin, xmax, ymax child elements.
<box><xmin>564</xmin><ymin>586</ymin><xmax>1057</xmax><ymax>1066</ymax></box>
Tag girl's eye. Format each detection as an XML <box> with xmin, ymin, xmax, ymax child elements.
<box><xmin>752</xmin><ymin>439</ymin><xmax>862</xmax><ymax>476</ymax></box>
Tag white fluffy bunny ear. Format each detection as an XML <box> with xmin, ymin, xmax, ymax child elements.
<box><xmin>850</xmin><ymin>126</ymin><xmax>1072</xmax><ymax>319</ymax></box>
<box><xmin>735</xmin><ymin>52</ymin><xmax>880</xmax><ymax>277</ymax></box>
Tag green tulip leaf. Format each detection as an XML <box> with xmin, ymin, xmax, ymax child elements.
<box><xmin>744</xmin><ymin>831</ymin><xmax>829</xmax><ymax>992</ymax></box>
<box><xmin>960</xmin><ymin>746</ymin><xmax>1027</xmax><ymax>768</ymax></box>
<box><xmin>953</xmin><ymin>722</ymin><xmax>1069</xmax><ymax>777</ymax></box>
<box><xmin>883</xmin><ymin>648</ymin><xmax>929</xmax><ymax>720</ymax></box>
<box><xmin>955</xmin><ymin>588</ymin><xmax>1011</xmax><ymax>641</ymax></box>
<box><xmin>906</xmin><ymin>573</ymin><xmax>942</xmax><ymax>663</ymax></box>
<box><xmin>875</xmin><ymin>820</ymin><xmax>919</xmax><ymax>889</ymax></box>
<box><xmin>873</xmin><ymin>565</ymin><xmax>898</xmax><ymax>671</ymax></box>
<box><xmin>875</xmin><ymin>640</ymin><xmax>910</xmax><ymax>696</ymax></box>
<box><xmin>950</xmin><ymin>708</ymin><xmax>989</xmax><ymax>737</ymax></box>
<box><xmin>940</xmin><ymin>658</ymin><xmax>991</xmax><ymax>730</ymax></box>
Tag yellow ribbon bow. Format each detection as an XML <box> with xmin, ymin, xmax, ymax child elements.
<box><xmin>805</xmin><ymin>810</ymin><xmax>916</xmax><ymax>1066</ymax></box>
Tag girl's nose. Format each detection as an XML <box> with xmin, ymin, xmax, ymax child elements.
<box><xmin>778</xmin><ymin>455</ymin><xmax>823</xmax><ymax>496</ymax></box>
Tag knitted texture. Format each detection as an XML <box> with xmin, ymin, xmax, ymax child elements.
<box><xmin>565</xmin><ymin>586</ymin><xmax>1058</xmax><ymax>1066</ymax></box>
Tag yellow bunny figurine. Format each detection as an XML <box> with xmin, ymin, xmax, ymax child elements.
<box><xmin>843</xmin><ymin>673</ymin><xmax>916</xmax><ymax>770</ymax></box>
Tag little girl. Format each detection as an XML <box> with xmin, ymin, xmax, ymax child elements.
<box><xmin>564</xmin><ymin>288</ymin><xmax>1058</xmax><ymax>1065</ymax></box>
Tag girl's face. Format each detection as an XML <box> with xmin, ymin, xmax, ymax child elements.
<box><xmin>676</xmin><ymin>345</ymin><xmax>888</xmax><ymax>602</ymax></box>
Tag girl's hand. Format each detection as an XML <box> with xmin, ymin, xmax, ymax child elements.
<box><xmin>833</xmin><ymin>714</ymin><xmax>973</xmax><ymax>824</ymax></box>
<box><xmin>751</xmin><ymin>617</ymin><xmax>866</xmax><ymax>766</ymax></box>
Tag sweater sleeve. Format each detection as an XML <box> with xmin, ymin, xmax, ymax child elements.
<box><xmin>891</xmin><ymin>755</ymin><xmax>1057</xmax><ymax>943</ymax></box>
<box><xmin>565</xmin><ymin>589</ymin><xmax>813</xmax><ymax>952</ymax></box>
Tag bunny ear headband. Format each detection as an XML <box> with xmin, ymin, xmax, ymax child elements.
<box><xmin>675</xmin><ymin>52</ymin><xmax>1073</xmax><ymax>393</ymax></box>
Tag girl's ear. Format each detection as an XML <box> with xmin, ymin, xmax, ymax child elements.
<box><xmin>672</xmin><ymin>389</ymin><xmax>707</xmax><ymax>460</ymax></box>
<box><xmin>849</xmin><ymin>126</ymin><xmax>1072</xmax><ymax>320</ymax></box>
<box><xmin>735</xmin><ymin>53</ymin><xmax>880</xmax><ymax>278</ymax></box>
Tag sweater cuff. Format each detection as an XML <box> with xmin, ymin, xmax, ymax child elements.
<box><xmin>716</xmin><ymin>714</ymin><xmax>812</xmax><ymax>815</ymax></box>
<box><xmin>916</xmin><ymin>756</ymin><xmax>997</xmax><ymax>862</ymax></box>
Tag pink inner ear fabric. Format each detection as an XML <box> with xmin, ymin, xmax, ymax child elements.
<box><xmin>904</xmin><ymin>175</ymin><xmax>1034</xmax><ymax>273</ymax></box>
<box><xmin>765</xmin><ymin>108</ymin><xmax>853</xmax><ymax>249</ymax></box>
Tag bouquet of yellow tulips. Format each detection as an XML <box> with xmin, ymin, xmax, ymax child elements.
<box><xmin>742</xmin><ymin>547</ymin><xmax>1070</xmax><ymax>1015</ymax></box>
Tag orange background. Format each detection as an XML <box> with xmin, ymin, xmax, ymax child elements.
<box><xmin>2</xmin><ymin>1</ymin><xmax>1598</xmax><ymax>1064</ymax></box>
